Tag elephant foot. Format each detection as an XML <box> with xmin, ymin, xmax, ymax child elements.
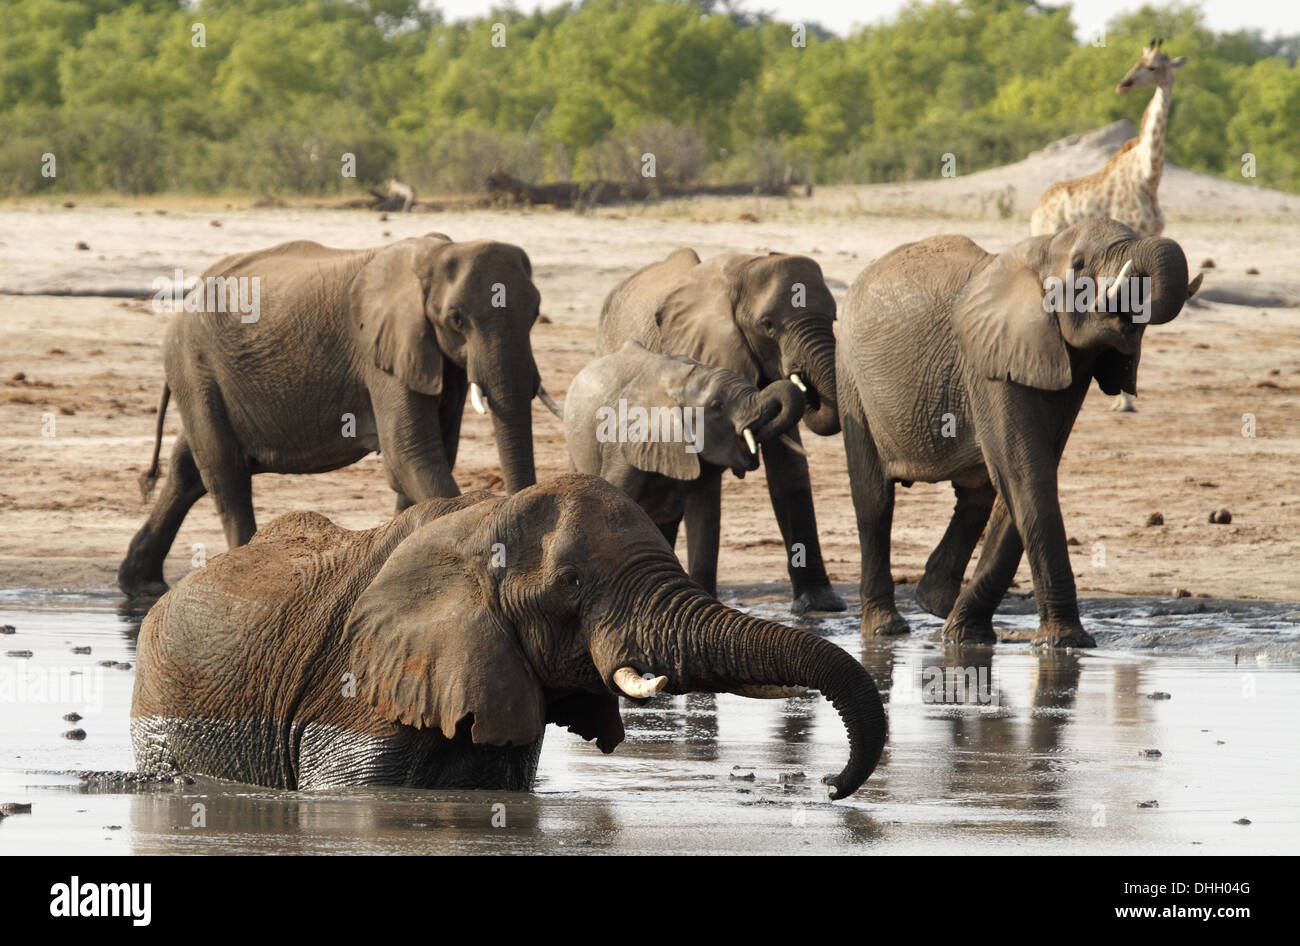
<box><xmin>941</xmin><ymin>613</ymin><xmax>996</xmax><ymax>645</ymax></box>
<box><xmin>915</xmin><ymin>573</ymin><xmax>961</xmax><ymax>619</ymax></box>
<box><xmin>1032</xmin><ymin>623</ymin><xmax>1096</xmax><ymax>649</ymax></box>
<box><xmin>791</xmin><ymin>585</ymin><xmax>847</xmax><ymax>614</ymax></box>
<box><xmin>117</xmin><ymin>563</ymin><xmax>169</xmax><ymax>599</ymax></box>
<box><xmin>861</xmin><ymin>610</ymin><xmax>910</xmax><ymax>637</ymax></box>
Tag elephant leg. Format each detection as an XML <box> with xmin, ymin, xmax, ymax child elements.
<box><xmin>942</xmin><ymin>496</ymin><xmax>1020</xmax><ymax>644</ymax></box>
<box><xmin>117</xmin><ymin>435</ymin><xmax>208</xmax><ymax>596</ymax></box>
<box><xmin>181</xmin><ymin>398</ymin><xmax>256</xmax><ymax>550</ymax></box>
<box><xmin>761</xmin><ymin>430</ymin><xmax>846</xmax><ymax>614</ymax></box>
<box><xmin>996</xmin><ymin>464</ymin><xmax>1093</xmax><ymax>647</ymax></box>
<box><xmin>374</xmin><ymin>384</ymin><xmax>459</xmax><ymax>501</ymax></box>
<box><xmin>387</xmin><ymin>473</ymin><xmax>414</xmax><ymax>514</ymax></box>
<box><xmin>438</xmin><ymin>367</ymin><xmax>467</xmax><ymax>471</ymax></box>
<box><xmin>656</xmin><ymin>517</ymin><xmax>681</xmax><ymax>550</ymax></box>
<box><xmin>842</xmin><ymin>407</ymin><xmax>908</xmax><ymax>636</ymax></box>
<box><xmin>683</xmin><ymin>469</ymin><xmax>722</xmax><ymax>597</ymax></box>
<box><xmin>916</xmin><ymin>482</ymin><xmax>996</xmax><ymax>618</ymax></box>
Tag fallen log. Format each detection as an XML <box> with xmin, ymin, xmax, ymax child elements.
<box><xmin>486</xmin><ymin>170</ymin><xmax>796</xmax><ymax>208</ymax></box>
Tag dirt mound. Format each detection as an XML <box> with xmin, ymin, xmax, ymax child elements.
<box><xmin>815</xmin><ymin>120</ymin><xmax>1300</xmax><ymax>224</ymax></box>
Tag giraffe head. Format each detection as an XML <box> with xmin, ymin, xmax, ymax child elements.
<box><xmin>1116</xmin><ymin>39</ymin><xmax>1187</xmax><ymax>94</ymax></box>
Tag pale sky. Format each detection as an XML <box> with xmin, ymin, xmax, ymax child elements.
<box><xmin>427</xmin><ymin>0</ymin><xmax>1300</xmax><ymax>37</ymax></box>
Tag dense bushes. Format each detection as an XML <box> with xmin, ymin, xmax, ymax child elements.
<box><xmin>0</xmin><ymin>0</ymin><xmax>1296</xmax><ymax>197</ymax></box>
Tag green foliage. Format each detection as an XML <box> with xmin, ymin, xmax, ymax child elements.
<box><xmin>0</xmin><ymin>0</ymin><xmax>1296</xmax><ymax>196</ymax></box>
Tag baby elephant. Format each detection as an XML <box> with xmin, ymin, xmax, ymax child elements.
<box><xmin>838</xmin><ymin>218</ymin><xmax>1201</xmax><ymax>647</ymax></box>
<box><xmin>132</xmin><ymin>474</ymin><xmax>886</xmax><ymax>799</ymax></box>
<box><xmin>565</xmin><ymin>341</ymin><xmax>805</xmax><ymax>596</ymax></box>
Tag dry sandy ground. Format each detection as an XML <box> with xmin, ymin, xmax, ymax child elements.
<box><xmin>2</xmin><ymin>137</ymin><xmax>1298</xmax><ymax>604</ymax></box>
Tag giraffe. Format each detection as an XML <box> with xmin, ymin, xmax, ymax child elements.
<box><xmin>1030</xmin><ymin>40</ymin><xmax>1187</xmax><ymax>411</ymax></box>
<box><xmin>1030</xmin><ymin>40</ymin><xmax>1188</xmax><ymax>239</ymax></box>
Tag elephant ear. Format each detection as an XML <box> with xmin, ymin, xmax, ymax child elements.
<box><xmin>621</xmin><ymin>355</ymin><xmax>702</xmax><ymax>481</ymax></box>
<box><xmin>653</xmin><ymin>256</ymin><xmax>760</xmax><ymax>384</ymax></box>
<box><xmin>1093</xmin><ymin>341</ymin><xmax>1142</xmax><ymax>396</ymax></box>
<box><xmin>343</xmin><ymin>504</ymin><xmax>546</xmax><ymax>746</ymax></box>
<box><xmin>351</xmin><ymin>239</ymin><xmax>448</xmax><ymax>396</ymax></box>
<box><xmin>950</xmin><ymin>252</ymin><xmax>1072</xmax><ymax>390</ymax></box>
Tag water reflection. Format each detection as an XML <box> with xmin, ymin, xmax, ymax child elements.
<box><xmin>2</xmin><ymin>591</ymin><xmax>1296</xmax><ymax>854</ymax></box>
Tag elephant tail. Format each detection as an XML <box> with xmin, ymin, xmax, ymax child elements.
<box><xmin>138</xmin><ymin>384</ymin><xmax>170</xmax><ymax>503</ymax></box>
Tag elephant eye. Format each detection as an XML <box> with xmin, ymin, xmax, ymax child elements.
<box><xmin>708</xmin><ymin>398</ymin><xmax>724</xmax><ymax>413</ymax></box>
<box><xmin>761</xmin><ymin>318</ymin><xmax>775</xmax><ymax>332</ymax></box>
<box><xmin>556</xmin><ymin>568</ymin><xmax>581</xmax><ymax>590</ymax></box>
<box><xmin>448</xmin><ymin>310</ymin><xmax>465</xmax><ymax>331</ymax></box>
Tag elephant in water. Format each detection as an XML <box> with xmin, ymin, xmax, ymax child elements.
<box><xmin>598</xmin><ymin>248</ymin><xmax>845</xmax><ymax>614</ymax></box>
<box><xmin>118</xmin><ymin>233</ymin><xmax>561</xmax><ymax>598</ymax></box>
<box><xmin>131</xmin><ymin>474</ymin><xmax>887</xmax><ymax>798</ymax></box>
<box><xmin>565</xmin><ymin>341</ymin><xmax>805</xmax><ymax>596</ymax></box>
<box><xmin>837</xmin><ymin>218</ymin><xmax>1202</xmax><ymax>647</ymax></box>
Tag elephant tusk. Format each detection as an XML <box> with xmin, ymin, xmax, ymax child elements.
<box><xmin>1102</xmin><ymin>259</ymin><xmax>1135</xmax><ymax>307</ymax></box>
<box><xmin>613</xmin><ymin>667</ymin><xmax>667</xmax><ymax>699</ymax></box>
<box><xmin>469</xmin><ymin>382</ymin><xmax>488</xmax><ymax>415</ymax></box>
<box><xmin>731</xmin><ymin>684</ymin><xmax>808</xmax><ymax>699</ymax></box>
<box><xmin>777</xmin><ymin>433</ymin><xmax>808</xmax><ymax>457</ymax></box>
<box><xmin>789</xmin><ymin>373</ymin><xmax>807</xmax><ymax>393</ymax></box>
<box><xmin>743</xmin><ymin>428</ymin><xmax>757</xmax><ymax>454</ymax></box>
<box><xmin>537</xmin><ymin>384</ymin><xmax>564</xmax><ymax>420</ymax></box>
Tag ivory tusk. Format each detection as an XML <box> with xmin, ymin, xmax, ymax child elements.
<box><xmin>1103</xmin><ymin>259</ymin><xmax>1135</xmax><ymax>305</ymax></box>
<box><xmin>778</xmin><ymin>433</ymin><xmax>808</xmax><ymax>457</ymax></box>
<box><xmin>789</xmin><ymin>373</ymin><xmax>807</xmax><ymax>393</ymax></box>
<box><xmin>731</xmin><ymin>684</ymin><xmax>808</xmax><ymax>699</ymax></box>
<box><xmin>537</xmin><ymin>384</ymin><xmax>564</xmax><ymax>420</ymax></box>
<box><xmin>469</xmin><ymin>382</ymin><xmax>488</xmax><ymax>414</ymax></box>
<box><xmin>613</xmin><ymin>667</ymin><xmax>667</xmax><ymax>699</ymax></box>
<box><xmin>743</xmin><ymin>428</ymin><xmax>757</xmax><ymax>454</ymax></box>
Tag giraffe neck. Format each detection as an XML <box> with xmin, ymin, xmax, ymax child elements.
<box><xmin>1133</xmin><ymin>78</ymin><xmax>1172</xmax><ymax>187</ymax></box>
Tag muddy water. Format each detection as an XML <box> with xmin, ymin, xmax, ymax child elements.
<box><xmin>1</xmin><ymin>588</ymin><xmax>1297</xmax><ymax>854</ymax></box>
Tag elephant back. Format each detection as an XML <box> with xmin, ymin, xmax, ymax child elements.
<box><xmin>596</xmin><ymin>248</ymin><xmax>703</xmax><ymax>355</ymax></box>
<box><xmin>839</xmin><ymin>236</ymin><xmax>990</xmax><ymax>475</ymax></box>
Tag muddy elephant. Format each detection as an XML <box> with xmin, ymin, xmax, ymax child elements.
<box><xmin>131</xmin><ymin>474</ymin><xmax>887</xmax><ymax>798</ymax></box>
<box><xmin>118</xmin><ymin>234</ymin><xmax>561</xmax><ymax>598</ymax></box>
<box><xmin>565</xmin><ymin>340</ymin><xmax>805</xmax><ymax>595</ymax></box>
<box><xmin>598</xmin><ymin>248</ymin><xmax>844</xmax><ymax>614</ymax></box>
<box><xmin>838</xmin><ymin>218</ymin><xmax>1202</xmax><ymax>647</ymax></box>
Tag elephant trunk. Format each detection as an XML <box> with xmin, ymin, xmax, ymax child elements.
<box><xmin>752</xmin><ymin>379</ymin><xmax>805</xmax><ymax>442</ymax></box>
<box><xmin>473</xmin><ymin>342</ymin><xmax>537</xmax><ymax>494</ymax></box>
<box><xmin>600</xmin><ymin>571</ymin><xmax>887</xmax><ymax>799</ymax></box>
<box><xmin>783</xmin><ymin>318</ymin><xmax>840</xmax><ymax>436</ymax></box>
<box><xmin>1131</xmin><ymin>237</ymin><xmax>1190</xmax><ymax>325</ymax></box>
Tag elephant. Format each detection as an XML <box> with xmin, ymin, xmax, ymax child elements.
<box><xmin>597</xmin><ymin>248</ymin><xmax>845</xmax><ymax>614</ymax></box>
<box><xmin>564</xmin><ymin>340</ymin><xmax>805</xmax><ymax>596</ymax></box>
<box><xmin>117</xmin><ymin>233</ymin><xmax>562</xmax><ymax>598</ymax></box>
<box><xmin>131</xmin><ymin>474</ymin><xmax>888</xmax><ymax>798</ymax></box>
<box><xmin>837</xmin><ymin>218</ymin><xmax>1202</xmax><ymax>647</ymax></box>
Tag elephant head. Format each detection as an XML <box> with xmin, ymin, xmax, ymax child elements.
<box><xmin>344</xmin><ymin>474</ymin><xmax>886</xmax><ymax>799</ymax></box>
<box><xmin>950</xmin><ymin>217</ymin><xmax>1202</xmax><ymax>395</ymax></box>
<box><xmin>654</xmin><ymin>252</ymin><xmax>840</xmax><ymax>435</ymax></box>
<box><xmin>608</xmin><ymin>342</ymin><xmax>806</xmax><ymax>480</ymax></box>
<box><xmin>350</xmin><ymin>234</ymin><xmax>549</xmax><ymax>493</ymax></box>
